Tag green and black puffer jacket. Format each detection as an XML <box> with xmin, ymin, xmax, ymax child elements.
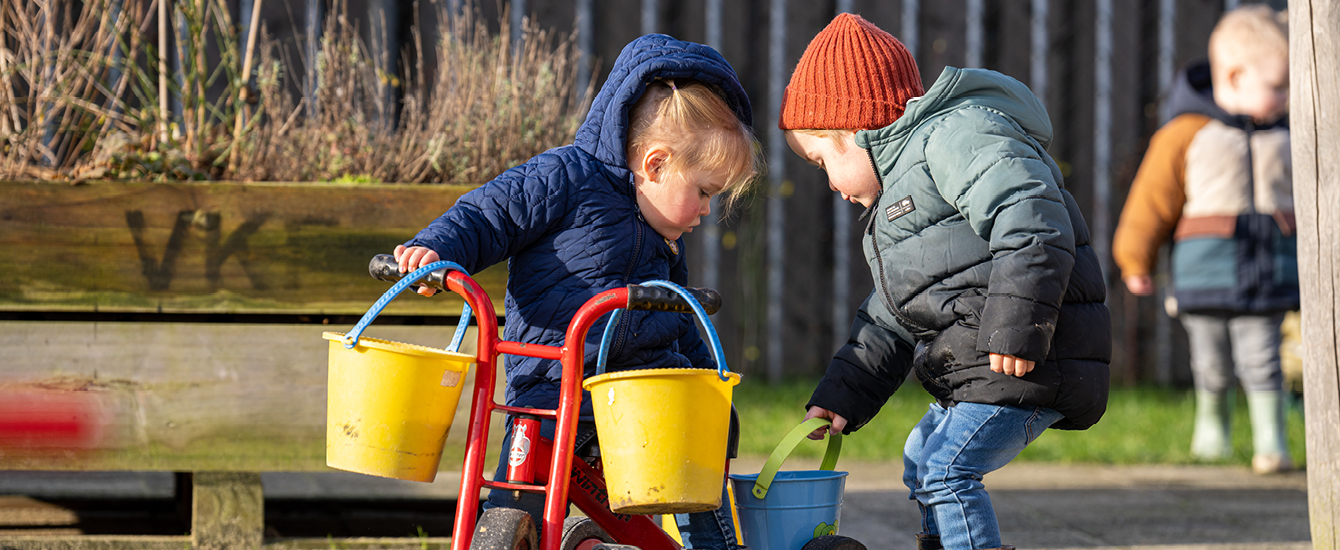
<box><xmin>807</xmin><ymin>67</ymin><xmax>1111</xmax><ymax>431</ymax></box>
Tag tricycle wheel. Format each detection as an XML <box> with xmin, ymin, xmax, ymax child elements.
<box><xmin>469</xmin><ymin>508</ymin><xmax>538</xmax><ymax>550</ymax></box>
<box><xmin>589</xmin><ymin>545</ymin><xmax>640</xmax><ymax>550</ymax></box>
<box><xmin>561</xmin><ymin>517</ymin><xmax>614</xmax><ymax>550</ymax></box>
<box><xmin>801</xmin><ymin>535</ymin><xmax>867</xmax><ymax>550</ymax></box>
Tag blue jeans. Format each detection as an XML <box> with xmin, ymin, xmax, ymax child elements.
<box><xmin>902</xmin><ymin>402</ymin><xmax>1063</xmax><ymax>550</ymax></box>
<box><xmin>485</xmin><ymin>418</ymin><xmax>740</xmax><ymax>550</ymax></box>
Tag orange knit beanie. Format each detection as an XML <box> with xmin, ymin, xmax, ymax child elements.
<box><xmin>780</xmin><ymin>13</ymin><xmax>923</xmax><ymax>130</ymax></box>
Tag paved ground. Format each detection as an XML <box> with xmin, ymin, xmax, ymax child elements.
<box><xmin>748</xmin><ymin>458</ymin><xmax>1313</xmax><ymax>550</ymax></box>
<box><xmin>0</xmin><ymin>460</ymin><xmax>1313</xmax><ymax>549</ymax></box>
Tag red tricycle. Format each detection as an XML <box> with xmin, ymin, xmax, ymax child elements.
<box><xmin>351</xmin><ymin>255</ymin><xmax>866</xmax><ymax>550</ymax></box>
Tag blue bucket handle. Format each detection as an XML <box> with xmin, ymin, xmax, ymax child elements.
<box><xmin>594</xmin><ymin>280</ymin><xmax>732</xmax><ymax>381</ymax></box>
<box><xmin>343</xmin><ymin>261</ymin><xmax>472</xmax><ymax>353</ymax></box>
<box><xmin>752</xmin><ymin>417</ymin><xmax>842</xmax><ymax>499</ymax></box>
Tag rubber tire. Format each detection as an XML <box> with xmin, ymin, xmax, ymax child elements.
<box><xmin>469</xmin><ymin>508</ymin><xmax>539</xmax><ymax>550</ymax></box>
<box><xmin>589</xmin><ymin>545</ymin><xmax>640</xmax><ymax>550</ymax></box>
<box><xmin>561</xmin><ymin>517</ymin><xmax>615</xmax><ymax>550</ymax></box>
<box><xmin>801</xmin><ymin>535</ymin><xmax>868</xmax><ymax>550</ymax></box>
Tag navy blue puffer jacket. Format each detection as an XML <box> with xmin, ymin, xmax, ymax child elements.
<box><xmin>404</xmin><ymin>34</ymin><xmax>752</xmax><ymax>415</ymax></box>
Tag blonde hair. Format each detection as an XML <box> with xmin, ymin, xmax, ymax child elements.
<box><xmin>627</xmin><ymin>79</ymin><xmax>763</xmax><ymax>213</ymax></box>
<box><xmin>1209</xmin><ymin>5</ymin><xmax>1288</xmax><ymax>83</ymax></box>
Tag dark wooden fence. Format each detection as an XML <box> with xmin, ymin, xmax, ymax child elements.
<box><xmin>392</xmin><ymin>0</ymin><xmax>1278</xmax><ymax>385</ymax></box>
<box><xmin>4</xmin><ymin>0</ymin><xmax>1290</xmax><ymax>386</ymax></box>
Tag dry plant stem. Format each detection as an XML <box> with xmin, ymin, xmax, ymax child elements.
<box><xmin>92</xmin><ymin>0</ymin><xmax>149</xmax><ymax>138</ymax></box>
<box><xmin>227</xmin><ymin>0</ymin><xmax>263</xmax><ymax>174</ymax></box>
<box><xmin>59</xmin><ymin>4</ymin><xmax>124</xmax><ymax>168</ymax></box>
<box><xmin>158</xmin><ymin>0</ymin><xmax>167</xmax><ymax>145</ymax></box>
<box><xmin>193</xmin><ymin>0</ymin><xmax>205</xmax><ymax>147</ymax></box>
<box><xmin>1</xmin><ymin>6</ymin><xmax>10</xmax><ymax>136</ymax></box>
<box><xmin>0</xmin><ymin>0</ymin><xmax>591</xmax><ymax>183</ymax></box>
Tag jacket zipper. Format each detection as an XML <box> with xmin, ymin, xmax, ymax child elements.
<box><xmin>864</xmin><ymin>147</ymin><xmax>931</xmax><ymax>335</ymax></box>
<box><xmin>610</xmin><ymin>213</ymin><xmax>645</xmax><ymax>360</ymax></box>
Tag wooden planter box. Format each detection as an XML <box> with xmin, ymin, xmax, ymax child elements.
<box><xmin>0</xmin><ymin>181</ymin><xmax>504</xmax><ymax>315</ymax></box>
<box><xmin>0</xmin><ymin>181</ymin><xmax>507</xmax><ymax>472</ymax></box>
<box><xmin>0</xmin><ymin>181</ymin><xmax>514</xmax><ymax>547</ymax></box>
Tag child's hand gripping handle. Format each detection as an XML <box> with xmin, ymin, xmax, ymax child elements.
<box><xmin>753</xmin><ymin>417</ymin><xmax>842</xmax><ymax>499</ymax></box>
<box><xmin>369</xmin><ymin>254</ymin><xmax>448</xmax><ymax>291</ymax></box>
<box><xmin>351</xmin><ymin>254</ymin><xmax>471</xmax><ymax>353</ymax></box>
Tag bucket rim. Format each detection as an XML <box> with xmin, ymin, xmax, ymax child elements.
<box><xmin>582</xmin><ymin>368</ymin><xmax>741</xmax><ymax>389</ymax></box>
<box><xmin>323</xmin><ymin>331</ymin><xmax>476</xmax><ymax>363</ymax></box>
<box><xmin>729</xmin><ymin>470</ymin><xmax>849</xmax><ymax>482</ymax></box>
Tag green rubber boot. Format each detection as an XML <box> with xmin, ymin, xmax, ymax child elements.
<box><xmin>1190</xmin><ymin>390</ymin><xmax>1233</xmax><ymax>460</ymax></box>
<box><xmin>1247</xmin><ymin>390</ymin><xmax>1293</xmax><ymax>474</ymax></box>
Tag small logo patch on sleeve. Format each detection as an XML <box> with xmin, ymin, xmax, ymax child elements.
<box><xmin>885</xmin><ymin>195</ymin><xmax>916</xmax><ymax>221</ymax></box>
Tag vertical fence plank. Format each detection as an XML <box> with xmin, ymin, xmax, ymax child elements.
<box><xmin>965</xmin><ymin>0</ymin><xmax>983</xmax><ymax>68</ymax></box>
<box><xmin>766</xmin><ymin>0</ymin><xmax>786</xmax><ymax>384</ymax></box>
<box><xmin>1093</xmin><ymin>0</ymin><xmax>1113</xmax><ymax>287</ymax></box>
<box><xmin>371</xmin><ymin>0</ymin><xmax>398</xmax><ymax>131</ymax></box>
<box><xmin>304</xmin><ymin>0</ymin><xmax>320</xmax><ymax>119</ymax></box>
<box><xmin>1292</xmin><ymin>2</ymin><xmax>1340</xmax><ymax>547</ymax></box>
<box><xmin>702</xmin><ymin>0</ymin><xmax>722</xmax><ymax>292</ymax></box>
<box><xmin>642</xmin><ymin>0</ymin><xmax>658</xmax><ymax>34</ymax></box>
<box><xmin>902</xmin><ymin>0</ymin><xmax>920</xmax><ymax>60</ymax></box>
<box><xmin>576</xmin><ymin>0</ymin><xmax>592</xmax><ymax>97</ymax></box>
<box><xmin>832</xmin><ymin>0</ymin><xmax>854</xmax><ymax>359</ymax></box>
<box><xmin>1030</xmin><ymin>0</ymin><xmax>1047</xmax><ymax>106</ymax></box>
<box><xmin>510</xmin><ymin>0</ymin><xmax>525</xmax><ymax>51</ymax></box>
<box><xmin>1153</xmin><ymin>0</ymin><xmax>1177</xmax><ymax>386</ymax></box>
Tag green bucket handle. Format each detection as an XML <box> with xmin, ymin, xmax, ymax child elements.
<box><xmin>752</xmin><ymin>417</ymin><xmax>842</xmax><ymax>499</ymax></box>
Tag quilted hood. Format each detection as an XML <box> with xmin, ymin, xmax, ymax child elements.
<box><xmin>572</xmin><ymin>33</ymin><xmax>753</xmax><ymax>179</ymax></box>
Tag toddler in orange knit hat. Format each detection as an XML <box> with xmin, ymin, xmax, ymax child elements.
<box><xmin>783</xmin><ymin>13</ymin><xmax>1111</xmax><ymax>550</ymax></box>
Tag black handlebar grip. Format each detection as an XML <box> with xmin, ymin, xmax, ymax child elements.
<box><xmin>368</xmin><ymin>254</ymin><xmax>448</xmax><ymax>291</ymax></box>
<box><xmin>626</xmin><ymin>285</ymin><xmax>721</xmax><ymax>315</ymax></box>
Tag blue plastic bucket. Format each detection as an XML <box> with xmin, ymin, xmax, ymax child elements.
<box><xmin>728</xmin><ymin>418</ymin><xmax>846</xmax><ymax>550</ymax></box>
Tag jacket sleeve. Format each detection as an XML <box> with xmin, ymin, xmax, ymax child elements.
<box><xmin>403</xmin><ymin>154</ymin><xmax>572</xmax><ymax>275</ymax></box>
<box><xmin>924</xmin><ymin>109</ymin><xmax>1075</xmax><ymax>363</ymax></box>
<box><xmin>1112</xmin><ymin>115</ymin><xmax>1203</xmax><ymax>278</ymax></box>
<box><xmin>670</xmin><ymin>239</ymin><xmax>714</xmax><ymax>370</ymax></box>
<box><xmin>806</xmin><ymin>292</ymin><xmax>916</xmax><ymax>434</ymax></box>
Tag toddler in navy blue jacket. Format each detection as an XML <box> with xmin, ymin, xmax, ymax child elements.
<box><xmin>395</xmin><ymin>34</ymin><xmax>760</xmax><ymax>549</ymax></box>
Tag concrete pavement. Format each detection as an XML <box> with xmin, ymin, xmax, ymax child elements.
<box><xmin>737</xmin><ymin>458</ymin><xmax>1311</xmax><ymax>550</ymax></box>
<box><xmin>0</xmin><ymin>460</ymin><xmax>1314</xmax><ymax>549</ymax></box>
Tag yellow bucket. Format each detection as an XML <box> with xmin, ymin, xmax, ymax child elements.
<box><xmin>583</xmin><ymin>368</ymin><xmax>741</xmax><ymax>514</ymax></box>
<box><xmin>323</xmin><ymin>331</ymin><xmax>474</xmax><ymax>482</ymax></box>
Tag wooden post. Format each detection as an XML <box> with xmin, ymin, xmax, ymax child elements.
<box><xmin>191</xmin><ymin>472</ymin><xmax>264</xmax><ymax>550</ymax></box>
<box><xmin>1292</xmin><ymin>2</ymin><xmax>1340</xmax><ymax>548</ymax></box>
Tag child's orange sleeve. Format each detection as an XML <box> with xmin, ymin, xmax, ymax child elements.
<box><xmin>1112</xmin><ymin>114</ymin><xmax>1210</xmax><ymax>278</ymax></box>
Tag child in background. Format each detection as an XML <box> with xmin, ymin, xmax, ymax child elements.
<box><xmin>782</xmin><ymin>14</ymin><xmax>1110</xmax><ymax>550</ymax></box>
<box><xmin>1113</xmin><ymin>6</ymin><xmax>1295</xmax><ymax>474</ymax></box>
<box><xmin>395</xmin><ymin>34</ymin><xmax>761</xmax><ymax>549</ymax></box>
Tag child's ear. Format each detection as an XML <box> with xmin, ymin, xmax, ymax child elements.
<box><xmin>1226</xmin><ymin>65</ymin><xmax>1246</xmax><ymax>92</ymax></box>
<box><xmin>641</xmin><ymin>146</ymin><xmax>671</xmax><ymax>182</ymax></box>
